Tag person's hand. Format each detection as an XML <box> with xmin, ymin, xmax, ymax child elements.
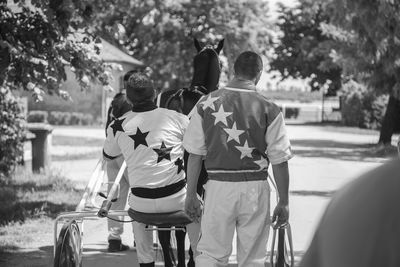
<box><xmin>185</xmin><ymin>195</ymin><xmax>202</xmax><ymax>223</ymax></box>
<box><xmin>272</xmin><ymin>201</ymin><xmax>289</xmax><ymax>229</ymax></box>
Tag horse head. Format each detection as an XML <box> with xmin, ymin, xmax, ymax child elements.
<box><xmin>162</xmin><ymin>38</ymin><xmax>224</xmax><ymax>115</ymax></box>
<box><xmin>191</xmin><ymin>38</ymin><xmax>224</xmax><ymax>94</ymax></box>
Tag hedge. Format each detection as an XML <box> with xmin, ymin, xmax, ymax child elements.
<box><xmin>27</xmin><ymin>110</ymin><xmax>95</xmax><ymax>125</ymax></box>
<box><xmin>27</xmin><ymin>110</ymin><xmax>48</xmax><ymax>123</ymax></box>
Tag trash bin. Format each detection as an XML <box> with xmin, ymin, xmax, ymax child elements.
<box><xmin>26</xmin><ymin>123</ymin><xmax>53</xmax><ymax>172</ymax></box>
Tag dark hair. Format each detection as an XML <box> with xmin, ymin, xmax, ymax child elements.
<box><xmin>111</xmin><ymin>93</ymin><xmax>132</xmax><ymax>118</ymax></box>
<box><xmin>123</xmin><ymin>70</ymin><xmax>139</xmax><ymax>83</ymax></box>
<box><xmin>233</xmin><ymin>51</ymin><xmax>263</xmax><ymax>80</ymax></box>
<box><xmin>126</xmin><ymin>72</ymin><xmax>155</xmax><ymax>104</ymax></box>
<box><xmin>105</xmin><ymin>92</ymin><xmax>132</xmax><ymax>135</ymax></box>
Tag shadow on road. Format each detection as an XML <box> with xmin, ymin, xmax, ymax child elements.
<box><xmin>290</xmin><ymin>190</ymin><xmax>335</xmax><ymax>198</ymax></box>
<box><xmin>292</xmin><ymin>139</ymin><xmax>396</xmax><ymax>162</ymax></box>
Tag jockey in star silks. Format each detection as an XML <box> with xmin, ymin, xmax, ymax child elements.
<box><xmin>184</xmin><ymin>51</ymin><xmax>293</xmax><ymax>267</ymax></box>
<box><xmin>104</xmin><ymin>70</ymin><xmax>136</xmax><ymax>253</ymax></box>
<box><xmin>102</xmin><ymin>72</ymin><xmax>200</xmax><ymax>267</ymax></box>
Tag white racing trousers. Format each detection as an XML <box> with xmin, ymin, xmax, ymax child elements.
<box><xmin>128</xmin><ymin>187</ymin><xmax>201</xmax><ymax>264</ymax></box>
<box><xmin>107</xmin><ymin>157</ymin><xmax>131</xmax><ymax>241</ymax></box>
<box><xmin>196</xmin><ymin>180</ymin><xmax>271</xmax><ymax>267</ymax></box>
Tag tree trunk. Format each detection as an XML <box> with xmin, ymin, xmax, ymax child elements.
<box><xmin>378</xmin><ymin>95</ymin><xmax>400</xmax><ymax>145</ymax></box>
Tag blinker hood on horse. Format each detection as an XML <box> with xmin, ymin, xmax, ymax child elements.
<box><xmin>158</xmin><ymin>38</ymin><xmax>224</xmax><ymax>115</ymax></box>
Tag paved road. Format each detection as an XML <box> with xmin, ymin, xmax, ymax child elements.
<box><xmin>48</xmin><ymin>125</ymin><xmax>392</xmax><ymax>266</ymax></box>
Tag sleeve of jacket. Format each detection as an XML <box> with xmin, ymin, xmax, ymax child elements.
<box><xmin>103</xmin><ymin>123</ymin><xmax>122</xmax><ymax>160</ymax></box>
<box><xmin>183</xmin><ymin>107</ymin><xmax>207</xmax><ymax>156</ymax></box>
<box><xmin>265</xmin><ymin>112</ymin><xmax>293</xmax><ymax>165</ymax></box>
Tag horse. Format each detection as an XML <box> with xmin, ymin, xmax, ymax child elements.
<box><xmin>156</xmin><ymin>38</ymin><xmax>224</xmax><ymax>267</ymax></box>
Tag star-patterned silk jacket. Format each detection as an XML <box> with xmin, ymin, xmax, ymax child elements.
<box><xmin>183</xmin><ymin>79</ymin><xmax>293</xmax><ymax>181</ymax></box>
<box><xmin>103</xmin><ymin>106</ymin><xmax>189</xmax><ymax>188</ymax></box>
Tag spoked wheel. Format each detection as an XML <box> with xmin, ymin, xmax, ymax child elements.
<box><xmin>54</xmin><ymin>220</ymin><xmax>82</xmax><ymax>267</ymax></box>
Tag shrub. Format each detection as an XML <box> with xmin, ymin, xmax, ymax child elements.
<box><xmin>0</xmin><ymin>88</ymin><xmax>25</xmax><ymax>181</ymax></box>
<box><xmin>363</xmin><ymin>94</ymin><xmax>388</xmax><ymax>130</ymax></box>
<box><xmin>69</xmin><ymin>112</ymin><xmax>81</xmax><ymax>125</ymax></box>
<box><xmin>80</xmin><ymin>114</ymin><xmax>94</xmax><ymax>125</ymax></box>
<box><xmin>48</xmin><ymin>111</ymin><xmax>62</xmax><ymax>125</ymax></box>
<box><xmin>27</xmin><ymin>110</ymin><xmax>95</xmax><ymax>126</ymax></box>
<box><xmin>27</xmin><ymin>110</ymin><xmax>48</xmax><ymax>123</ymax></box>
<box><xmin>340</xmin><ymin>80</ymin><xmax>388</xmax><ymax>129</ymax></box>
<box><xmin>48</xmin><ymin>111</ymin><xmax>94</xmax><ymax>125</ymax></box>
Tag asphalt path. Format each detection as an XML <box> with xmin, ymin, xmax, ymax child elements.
<box><xmin>48</xmin><ymin>124</ymin><xmax>394</xmax><ymax>266</ymax></box>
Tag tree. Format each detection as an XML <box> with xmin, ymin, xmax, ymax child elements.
<box><xmin>1</xmin><ymin>0</ymin><xmax>113</xmax><ymax>100</ymax></box>
<box><xmin>322</xmin><ymin>0</ymin><xmax>400</xmax><ymax>145</ymax></box>
<box><xmin>0</xmin><ymin>88</ymin><xmax>25</xmax><ymax>181</ymax></box>
<box><xmin>270</xmin><ymin>2</ymin><xmax>342</xmax><ymax>96</ymax></box>
<box><xmin>0</xmin><ymin>0</ymin><xmax>112</xmax><ymax>178</ymax></box>
<box><xmin>91</xmin><ymin>0</ymin><xmax>273</xmax><ymax>89</ymax></box>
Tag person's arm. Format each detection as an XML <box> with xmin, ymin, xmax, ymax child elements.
<box><xmin>103</xmin><ymin>122</ymin><xmax>122</xmax><ymax>161</ymax></box>
<box><xmin>182</xmin><ymin>106</ymin><xmax>207</xmax><ymax>222</ymax></box>
<box><xmin>265</xmin><ymin>110</ymin><xmax>293</xmax><ymax>228</ymax></box>
<box><xmin>185</xmin><ymin>153</ymin><xmax>203</xmax><ymax>222</ymax></box>
<box><xmin>272</xmin><ymin>161</ymin><xmax>290</xmax><ymax>228</ymax></box>
<box><xmin>272</xmin><ymin>161</ymin><xmax>289</xmax><ymax>204</ymax></box>
<box><xmin>186</xmin><ymin>153</ymin><xmax>203</xmax><ymax>198</ymax></box>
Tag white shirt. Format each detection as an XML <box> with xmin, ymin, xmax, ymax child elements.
<box><xmin>103</xmin><ymin>107</ymin><xmax>189</xmax><ymax>188</ymax></box>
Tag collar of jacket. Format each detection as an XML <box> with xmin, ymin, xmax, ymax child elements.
<box><xmin>226</xmin><ymin>77</ymin><xmax>257</xmax><ymax>91</ymax></box>
<box><xmin>132</xmin><ymin>101</ymin><xmax>158</xmax><ymax>112</ymax></box>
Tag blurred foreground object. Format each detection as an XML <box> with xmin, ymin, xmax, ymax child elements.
<box><xmin>300</xmin><ymin>159</ymin><xmax>400</xmax><ymax>267</ymax></box>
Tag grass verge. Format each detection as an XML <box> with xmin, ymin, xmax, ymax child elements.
<box><xmin>0</xmin><ymin>168</ymin><xmax>82</xmax><ymax>255</ymax></box>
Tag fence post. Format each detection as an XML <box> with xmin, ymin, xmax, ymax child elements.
<box><xmin>27</xmin><ymin>123</ymin><xmax>53</xmax><ymax>172</ymax></box>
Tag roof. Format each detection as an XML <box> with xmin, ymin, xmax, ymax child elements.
<box><xmin>100</xmin><ymin>38</ymin><xmax>144</xmax><ymax>67</ymax></box>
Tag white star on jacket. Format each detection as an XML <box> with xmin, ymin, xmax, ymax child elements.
<box><xmin>235</xmin><ymin>140</ymin><xmax>255</xmax><ymax>159</ymax></box>
<box><xmin>201</xmin><ymin>95</ymin><xmax>220</xmax><ymax>111</ymax></box>
<box><xmin>223</xmin><ymin>122</ymin><xmax>245</xmax><ymax>144</ymax></box>
<box><xmin>212</xmin><ymin>105</ymin><xmax>232</xmax><ymax>126</ymax></box>
<box><xmin>254</xmin><ymin>157</ymin><xmax>269</xmax><ymax>170</ymax></box>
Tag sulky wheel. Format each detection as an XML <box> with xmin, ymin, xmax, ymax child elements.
<box><xmin>54</xmin><ymin>220</ymin><xmax>82</xmax><ymax>267</ymax></box>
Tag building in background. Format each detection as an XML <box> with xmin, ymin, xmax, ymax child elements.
<box><xmin>21</xmin><ymin>39</ymin><xmax>143</xmax><ymax>126</ymax></box>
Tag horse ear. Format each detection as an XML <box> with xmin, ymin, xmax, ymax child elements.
<box><xmin>215</xmin><ymin>39</ymin><xmax>224</xmax><ymax>54</ymax></box>
<box><xmin>194</xmin><ymin>38</ymin><xmax>202</xmax><ymax>52</ymax></box>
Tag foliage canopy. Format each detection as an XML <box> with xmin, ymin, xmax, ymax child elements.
<box><xmin>0</xmin><ymin>0</ymin><xmax>113</xmax><ymax>101</ymax></box>
<box><xmin>91</xmin><ymin>0</ymin><xmax>273</xmax><ymax>89</ymax></box>
<box><xmin>270</xmin><ymin>2</ymin><xmax>342</xmax><ymax>96</ymax></box>
<box><xmin>324</xmin><ymin>0</ymin><xmax>400</xmax><ymax>96</ymax></box>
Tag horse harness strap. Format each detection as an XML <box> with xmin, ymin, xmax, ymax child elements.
<box><xmin>164</xmin><ymin>86</ymin><xmax>207</xmax><ymax>113</ymax></box>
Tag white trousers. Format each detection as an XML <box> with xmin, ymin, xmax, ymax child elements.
<box><xmin>129</xmin><ymin>187</ymin><xmax>201</xmax><ymax>263</ymax></box>
<box><xmin>106</xmin><ymin>157</ymin><xmax>132</xmax><ymax>241</ymax></box>
<box><xmin>196</xmin><ymin>180</ymin><xmax>271</xmax><ymax>267</ymax></box>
